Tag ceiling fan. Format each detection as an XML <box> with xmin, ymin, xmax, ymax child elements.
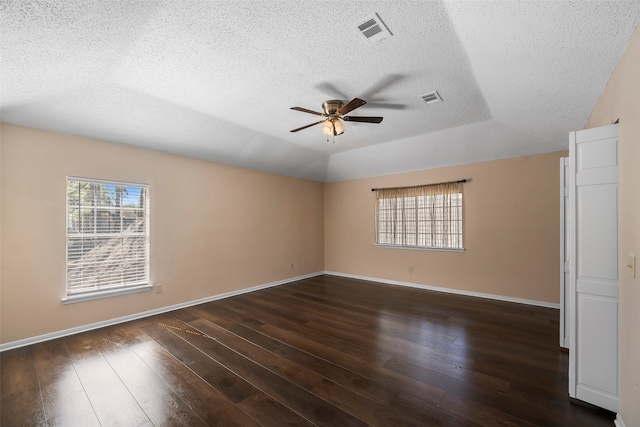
<box><xmin>290</xmin><ymin>98</ymin><xmax>383</xmax><ymax>136</ymax></box>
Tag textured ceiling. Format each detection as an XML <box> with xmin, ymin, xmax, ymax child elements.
<box><xmin>1</xmin><ymin>1</ymin><xmax>638</xmax><ymax>182</ymax></box>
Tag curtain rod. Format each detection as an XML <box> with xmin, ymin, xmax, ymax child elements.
<box><xmin>371</xmin><ymin>179</ymin><xmax>468</xmax><ymax>192</ymax></box>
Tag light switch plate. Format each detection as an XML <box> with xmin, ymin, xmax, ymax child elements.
<box><xmin>627</xmin><ymin>254</ymin><xmax>636</xmax><ymax>278</ymax></box>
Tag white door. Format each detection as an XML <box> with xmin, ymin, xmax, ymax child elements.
<box><xmin>559</xmin><ymin>157</ymin><xmax>570</xmax><ymax>349</ymax></box>
<box><xmin>569</xmin><ymin>124</ymin><xmax>619</xmax><ymax>412</ymax></box>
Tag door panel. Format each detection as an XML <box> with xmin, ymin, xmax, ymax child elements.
<box><xmin>569</xmin><ymin>124</ymin><xmax>619</xmax><ymax>412</ymax></box>
<box><xmin>577</xmin><ymin>294</ymin><xmax>618</xmax><ymax>395</ymax></box>
<box><xmin>577</xmin><ymin>138</ymin><xmax>618</xmax><ymax>170</ymax></box>
<box><xmin>577</xmin><ymin>185</ymin><xmax>618</xmax><ymax>281</ymax></box>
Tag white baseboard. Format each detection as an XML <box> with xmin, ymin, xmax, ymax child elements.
<box><xmin>614</xmin><ymin>414</ymin><xmax>626</xmax><ymax>427</ymax></box>
<box><xmin>0</xmin><ymin>272</ymin><xmax>323</xmax><ymax>352</ymax></box>
<box><xmin>324</xmin><ymin>271</ymin><xmax>560</xmax><ymax>309</ymax></box>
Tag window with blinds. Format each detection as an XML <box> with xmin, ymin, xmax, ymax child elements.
<box><xmin>66</xmin><ymin>177</ymin><xmax>149</xmax><ymax>297</ymax></box>
<box><xmin>375</xmin><ymin>181</ymin><xmax>463</xmax><ymax>250</ymax></box>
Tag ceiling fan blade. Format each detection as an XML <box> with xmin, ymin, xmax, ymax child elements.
<box><xmin>342</xmin><ymin>116</ymin><xmax>383</xmax><ymax>123</ymax></box>
<box><xmin>290</xmin><ymin>120</ymin><xmax>326</xmax><ymax>132</ymax></box>
<box><xmin>337</xmin><ymin>98</ymin><xmax>366</xmax><ymax>116</ymax></box>
<box><xmin>291</xmin><ymin>106</ymin><xmax>326</xmax><ymax>116</ymax></box>
<box><xmin>360</xmin><ymin>74</ymin><xmax>406</xmax><ymax>99</ymax></box>
<box><xmin>314</xmin><ymin>82</ymin><xmax>349</xmax><ymax>99</ymax></box>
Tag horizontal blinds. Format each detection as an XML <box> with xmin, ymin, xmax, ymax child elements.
<box><xmin>66</xmin><ymin>178</ymin><xmax>149</xmax><ymax>295</ymax></box>
<box><xmin>375</xmin><ymin>181</ymin><xmax>463</xmax><ymax>250</ymax></box>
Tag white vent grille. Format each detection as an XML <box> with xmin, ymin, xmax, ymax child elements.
<box><xmin>357</xmin><ymin>13</ymin><xmax>392</xmax><ymax>44</ymax></box>
<box><xmin>421</xmin><ymin>91</ymin><xmax>443</xmax><ymax>105</ymax></box>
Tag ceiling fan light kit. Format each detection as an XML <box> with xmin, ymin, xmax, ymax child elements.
<box><xmin>322</xmin><ymin>119</ymin><xmax>344</xmax><ymax>136</ymax></box>
<box><xmin>290</xmin><ymin>97</ymin><xmax>383</xmax><ymax>139</ymax></box>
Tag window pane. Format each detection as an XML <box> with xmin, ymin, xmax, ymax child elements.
<box><xmin>98</xmin><ymin>184</ymin><xmax>116</xmax><ymax>207</ymax></box>
<box><xmin>80</xmin><ymin>209</ymin><xmax>95</xmax><ymax>233</ymax></box>
<box><xmin>96</xmin><ymin>209</ymin><xmax>120</xmax><ymax>233</ymax></box>
<box><xmin>67</xmin><ymin>207</ymin><xmax>80</xmax><ymax>233</ymax></box>
<box><xmin>66</xmin><ymin>178</ymin><xmax>149</xmax><ymax>296</ymax></box>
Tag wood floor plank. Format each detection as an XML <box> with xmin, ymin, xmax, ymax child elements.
<box><xmin>387</xmin><ymin>354</ymin><xmax>512</xmax><ymax>393</ymax></box>
<box><xmin>244</xmin><ymin>289</ymin><xmax>372</xmax><ymax>329</ymax></box>
<box><xmin>224</xmin><ymin>298</ymin><xmax>390</xmax><ymax>366</ymax></box>
<box><xmin>435</xmin><ymin>390</ymin><xmax>542</xmax><ymax>427</ymax></box>
<box><xmin>0</xmin><ymin>347</ymin><xmax>47</xmax><ymax>426</ymax></box>
<box><xmin>99</xmin><ymin>339</ymin><xmax>210</xmax><ymax>426</ymax></box>
<box><xmin>389</xmin><ymin>390</ymin><xmax>485</xmax><ymax>427</ymax></box>
<box><xmin>303</xmin><ymin>318</ymin><xmax>468</xmax><ymax>369</ymax></box>
<box><xmin>187</xmin><ymin>317</ymin><xmax>324</xmax><ymax>390</ymax></box>
<box><xmin>254</xmin><ymin>320</ymin><xmax>448</xmax><ymax>407</ymax></box>
<box><xmin>189</xmin><ymin>316</ymin><xmax>432</xmax><ymax>426</ymax></box>
<box><xmin>0</xmin><ymin>275</ymin><xmax>616</xmax><ymax>426</ymax></box>
<box><xmin>132</xmin><ymin>339</ymin><xmax>262</xmax><ymax>427</ymax></box>
<box><xmin>142</xmin><ymin>319</ymin><xmax>314</xmax><ymax>426</ymax></box>
<box><xmin>63</xmin><ymin>332</ymin><xmax>151</xmax><ymax>427</ymax></box>
<box><xmin>473</xmin><ymin>357</ymin><xmax>568</xmax><ymax>397</ymax></box>
<box><xmin>161</xmin><ymin>316</ymin><xmax>367</xmax><ymax>427</ymax></box>
<box><xmin>141</xmin><ymin>321</ymin><xmax>260</xmax><ymax>404</ymax></box>
<box><xmin>32</xmin><ymin>340</ymin><xmax>101</xmax><ymax>427</ymax></box>
<box><xmin>310</xmin><ymin>378</ymin><xmax>425</xmax><ymax>427</ymax></box>
<box><xmin>234</xmin><ymin>393</ymin><xmax>315</xmax><ymax>427</ymax></box>
<box><xmin>248</xmin><ymin>289</ymin><xmax>462</xmax><ymax>354</ymax></box>
<box><xmin>191</xmin><ymin>305</ymin><xmax>403</xmax><ymax>406</ymax></box>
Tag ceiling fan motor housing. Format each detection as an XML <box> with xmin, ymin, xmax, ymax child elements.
<box><xmin>322</xmin><ymin>100</ymin><xmax>344</xmax><ymax>116</ymax></box>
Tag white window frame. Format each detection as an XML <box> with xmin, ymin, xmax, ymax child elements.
<box><xmin>63</xmin><ymin>177</ymin><xmax>151</xmax><ymax>304</ymax></box>
<box><xmin>374</xmin><ymin>183</ymin><xmax>464</xmax><ymax>251</ymax></box>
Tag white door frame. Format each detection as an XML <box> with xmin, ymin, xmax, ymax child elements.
<box><xmin>560</xmin><ymin>157</ymin><xmax>570</xmax><ymax>349</ymax></box>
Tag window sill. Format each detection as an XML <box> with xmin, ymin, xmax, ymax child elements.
<box><xmin>375</xmin><ymin>244</ymin><xmax>465</xmax><ymax>252</ymax></box>
<box><xmin>62</xmin><ymin>283</ymin><xmax>152</xmax><ymax>304</ymax></box>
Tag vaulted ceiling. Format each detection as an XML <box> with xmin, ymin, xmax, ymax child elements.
<box><xmin>1</xmin><ymin>1</ymin><xmax>639</xmax><ymax>182</ymax></box>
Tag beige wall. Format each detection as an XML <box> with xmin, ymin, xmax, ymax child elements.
<box><xmin>324</xmin><ymin>151</ymin><xmax>566</xmax><ymax>304</ymax></box>
<box><xmin>0</xmin><ymin>124</ymin><xmax>324</xmax><ymax>344</ymax></box>
<box><xmin>585</xmin><ymin>24</ymin><xmax>640</xmax><ymax>426</ymax></box>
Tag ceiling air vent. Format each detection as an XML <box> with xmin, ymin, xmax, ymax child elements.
<box><xmin>421</xmin><ymin>91</ymin><xmax>443</xmax><ymax>105</ymax></box>
<box><xmin>357</xmin><ymin>13</ymin><xmax>393</xmax><ymax>44</ymax></box>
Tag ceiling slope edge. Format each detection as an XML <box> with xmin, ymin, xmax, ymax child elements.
<box><xmin>325</xmin><ymin>118</ymin><xmax>563</xmax><ymax>182</ymax></box>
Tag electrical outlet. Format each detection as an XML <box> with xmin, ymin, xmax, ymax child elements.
<box><xmin>302</xmin><ymin>260</ymin><xmax>306</xmax><ymax>267</ymax></box>
<box><xmin>627</xmin><ymin>254</ymin><xmax>636</xmax><ymax>278</ymax></box>
<box><xmin>409</xmin><ymin>266</ymin><xmax>414</xmax><ymax>273</ymax></box>
<box><xmin>155</xmin><ymin>283</ymin><xmax>163</xmax><ymax>294</ymax></box>
<box><xmin>290</xmin><ymin>262</ymin><xmax>294</xmax><ymax>269</ymax></box>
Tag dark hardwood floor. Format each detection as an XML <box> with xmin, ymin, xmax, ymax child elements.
<box><xmin>1</xmin><ymin>275</ymin><xmax>615</xmax><ymax>426</ymax></box>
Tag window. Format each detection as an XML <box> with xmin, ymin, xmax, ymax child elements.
<box><xmin>65</xmin><ymin>177</ymin><xmax>150</xmax><ymax>303</ymax></box>
<box><xmin>375</xmin><ymin>181</ymin><xmax>463</xmax><ymax>250</ymax></box>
